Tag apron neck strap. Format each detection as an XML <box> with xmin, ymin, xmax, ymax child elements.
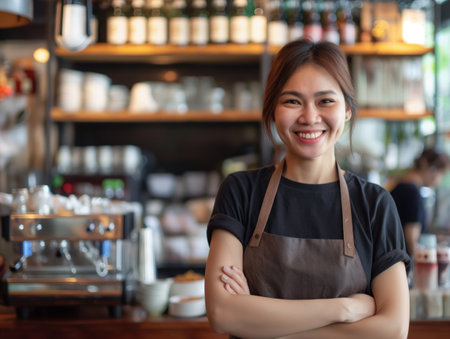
<box><xmin>248</xmin><ymin>160</ymin><xmax>284</xmax><ymax>248</ymax></box>
<box><xmin>338</xmin><ymin>163</ymin><xmax>355</xmax><ymax>257</ymax></box>
<box><xmin>248</xmin><ymin>159</ymin><xmax>355</xmax><ymax>258</ymax></box>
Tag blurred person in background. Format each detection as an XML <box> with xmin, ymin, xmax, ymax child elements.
<box><xmin>390</xmin><ymin>148</ymin><xmax>450</xmax><ymax>257</ymax></box>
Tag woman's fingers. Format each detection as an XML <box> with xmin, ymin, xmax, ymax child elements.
<box><xmin>220</xmin><ymin>265</ymin><xmax>250</xmax><ymax>295</ymax></box>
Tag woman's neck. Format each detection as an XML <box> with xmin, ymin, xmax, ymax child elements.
<box><xmin>283</xmin><ymin>155</ymin><xmax>338</xmax><ymax>184</ymax></box>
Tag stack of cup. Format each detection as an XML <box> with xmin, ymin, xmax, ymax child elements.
<box><xmin>58</xmin><ymin>69</ymin><xmax>84</xmax><ymax>112</ymax></box>
<box><xmin>83</xmin><ymin>72</ymin><xmax>111</xmax><ymax>112</ymax></box>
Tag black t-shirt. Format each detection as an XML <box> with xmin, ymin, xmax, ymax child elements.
<box><xmin>207</xmin><ymin>165</ymin><xmax>411</xmax><ymax>295</ymax></box>
<box><xmin>390</xmin><ymin>182</ymin><xmax>426</xmax><ymax>233</ymax></box>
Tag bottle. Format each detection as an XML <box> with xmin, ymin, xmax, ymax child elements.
<box><xmin>249</xmin><ymin>0</ymin><xmax>267</xmax><ymax>44</ymax></box>
<box><xmin>210</xmin><ymin>0</ymin><xmax>229</xmax><ymax>44</ymax></box>
<box><xmin>190</xmin><ymin>0</ymin><xmax>209</xmax><ymax>45</ymax></box>
<box><xmin>147</xmin><ymin>0</ymin><xmax>168</xmax><ymax>45</ymax></box>
<box><xmin>302</xmin><ymin>0</ymin><xmax>321</xmax><ymax>42</ymax></box>
<box><xmin>336</xmin><ymin>0</ymin><xmax>356</xmax><ymax>45</ymax></box>
<box><xmin>169</xmin><ymin>0</ymin><xmax>189</xmax><ymax>46</ymax></box>
<box><xmin>321</xmin><ymin>0</ymin><xmax>339</xmax><ymax>44</ymax></box>
<box><xmin>107</xmin><ymin>0</ymin><xmax>128</xmax><ymax>45</ymax></box>
<box><xmin>267</xmin><ymin>0</ymin><xmax>288</xmax><ymax>46</ymax></box>
<box><xmin>129</xmin><ymin>0</ymin><xmax>147</xmax><ymax>44</ymax></box>
<box><xmin>286</xmin><ymin>0</ymin><xmax>303</xmax><ymax>42</ymax></box>
<box><xmin>230</xmin><ymin>0</ymin><xmax>250</xmax><ymax>44</ymax></box>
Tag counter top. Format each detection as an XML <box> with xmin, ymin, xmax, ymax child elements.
<box><xmin>0</xmin><ymin>305</ymin><xmax>449</xmax><ymax>339</ymax></box>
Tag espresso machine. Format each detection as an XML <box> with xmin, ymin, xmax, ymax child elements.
<box><xmin>1</xmin><ymin>208</ymin><xmax>136</xmax><ymax>319</ymax></box>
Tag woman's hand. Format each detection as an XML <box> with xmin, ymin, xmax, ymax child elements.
<box><xmin>340</xmin><ymin>293</ymin><xmax>376</xmax><ymax>323</ymax></box>
<box><xmin>220</xmin><ymin>265</ymin><xmax>250</xmax><ymax>295</ymax></box>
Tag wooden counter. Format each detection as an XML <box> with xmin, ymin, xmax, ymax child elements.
<box><xmin>0</xmin><ymin>305</ymin><xmax>449</xmax><ymax>338</ymax></box>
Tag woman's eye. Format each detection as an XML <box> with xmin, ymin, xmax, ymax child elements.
<box><xmin>320</xmin><ymin>98</ymin><xmax>334</xmax><ymax>104</ymax></box>
<box><xmin>283</xmin><ymin>99</ymin><xmax>300</xmax><ymax>105</ymax></box>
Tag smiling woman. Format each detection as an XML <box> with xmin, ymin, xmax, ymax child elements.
<box><xmin>205</xmin><ymin>39</ymin><xmax>411</xmax><ymax>339</ymax></box>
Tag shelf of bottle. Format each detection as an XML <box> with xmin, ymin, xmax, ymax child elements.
<box><xmin>55</xmin><ymin>43</ymin><xmax>267</xmax><ymax>63</ymax></box>
<box><xmin>51</xmin><ymin>107</ymin><xmax>262</xmax><ymax>123</ymax></box>
<box><xmin>357</xmin><ymin>108</ymin><xmax>433</xmax><ymax>120</ymax></box>
<box><xmin>55</xmin><ymin>42</ymin><xmax>433</xmax><ymax>63</ymax></box>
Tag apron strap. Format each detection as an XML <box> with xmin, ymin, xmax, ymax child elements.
<box><xmin>248</xmin><ymin>160</ymin><xmax>355</xmax><ymax>258</ymax></box>
<box><xmin>248</xmin><ymin>160</ymin><xmax>284</xmax><ymax>247</ymax></box>
<box><xmin>338</xmin><ymin>164</ymin><xmax>355</xmax><ymax>258</ymax></box>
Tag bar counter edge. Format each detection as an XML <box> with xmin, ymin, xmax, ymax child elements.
<box><xmin>0</xmin><ymin>305</ymin><xmax>449</xmax><ymax>338</ymax></box>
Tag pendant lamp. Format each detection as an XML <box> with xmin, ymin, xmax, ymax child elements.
<box><xmin>0</xmin><ymin>0</ymin><xmax>33</xmax><ymax>28</ymax></box>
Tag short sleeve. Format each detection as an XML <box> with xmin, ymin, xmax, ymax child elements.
<box><xmin>207</xmin><ymin>173</ymin><xmax>248</xmax><ymax>246</ymax></box>
<box><xmin>371</xmin><ymin>190</ymin><xmax>411</xmax><ymax>278</ymax></box>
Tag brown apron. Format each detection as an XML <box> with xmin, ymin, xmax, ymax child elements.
<box><xmin>228</xmin><ymin>161</ymin><xmax>368</xmax><ymax>339</ymax></box>
<box><xmin>243</xmin><ymin>159</ymin><xmax>367</xmax><ymax>300</ymax></box>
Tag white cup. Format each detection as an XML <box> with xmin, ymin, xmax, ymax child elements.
<box><xmin>129</xmin><ymin>82</ymin><xmax>159</xmax><ymax>113</ymax></box>
<box><xmin>123</xmin><ymin>145</ymin><xmax>141</xmax><ymax>175</ymax></box>
<box><xmin>98</xmin><ymin>146</ymin><xmax>114</xmax><ymax>174</ymax></box>
<box><xmin>83</xmin><ymin>146</ymin><xmax>97</xmax><ymax>173</ymax></box>
<box><xmin>56</xmin><ymin>145</ymin><xmax>72</xmax><ymax>174</ymax></box>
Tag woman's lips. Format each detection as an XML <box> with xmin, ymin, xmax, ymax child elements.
<box><xmin>293</xmin><ymin>130</ymin><xmax>326</xmax><ymax>144</ymax></box>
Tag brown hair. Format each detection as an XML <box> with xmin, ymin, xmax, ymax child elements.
<box><xmin>414</xmin><ymin>148</ymin><xmax>450</xmax><ymax>172</ymax></box>
<box><xmin>262</xmin><ymin>39</ymin><xmax>357</xmax><ymax>146</ymax></box>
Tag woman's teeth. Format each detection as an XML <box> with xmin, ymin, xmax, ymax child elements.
<box><xmin>297</xmin><ymin>131</ymin><xmax>323</xmax><ymax>139</ymax></box>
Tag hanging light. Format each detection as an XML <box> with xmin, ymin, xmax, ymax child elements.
<box><xmin>0</xmin><ymin>0</ymin><xmax>33</xmax><ymax>28</ymax></box>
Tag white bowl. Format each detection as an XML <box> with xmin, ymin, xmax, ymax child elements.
<box><xmin>168</xmin><ymin>296</ymin><xmax>206</xmax><ymax>318</ymax></box>
<box><xmin>169</xmin><ymin>278</ymin><xmax>204</xmax><ymax>298</ymax></box>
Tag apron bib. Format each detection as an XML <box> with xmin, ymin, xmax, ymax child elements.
<box><xmin>243</xmin><ymin>160</ymin><xmax>367</xmax><ymax>299</ymax></box>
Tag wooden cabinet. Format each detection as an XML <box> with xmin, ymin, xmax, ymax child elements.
<box><xmin>53</xmin><ymin>43</ymin><xmax>266</xmax><ymax>174</ymax></box>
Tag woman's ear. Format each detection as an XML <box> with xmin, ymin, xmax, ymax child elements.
<box><xmin>345</xmin><ymin>109</ymin><xmax>352</xmax><ymax>121</ymax></box>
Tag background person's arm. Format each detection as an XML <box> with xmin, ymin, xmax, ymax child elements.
<box><xmin>403</xmin><ymin>222</ymin><xmax>421</xmax><ymax>256</ymax></box>
<box><xmin>205</xmin><ymin>229</ymin><xmax>375</xmax><ymax>339</ymax></box>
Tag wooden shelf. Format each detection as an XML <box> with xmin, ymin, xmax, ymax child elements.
<box><xmin>269</xmin><ymin>42</ymin><xmax>433</xmax><ymax>56</ymax></box>
<box><xmin>358</xmin><ymin>108</ymin><xmax>433</xmax><ymax>120</ymax></box>
<box><xmin>55</xmin><ymin>42</ymin><xmax>433</xmax><ymax>63</ymax></box>
<box><xmin>51</xmin><ymin>108</ymin><xmax>261</xmax><ymax>123</ymax></box>
<box><xmin>55</xmin><ymin>43</ymin><xmax>266</xmax><ymax>63</ymax></box>
<box><xmin>52</xmin><ymin>108</ymin><xmax>431</xmax><ymax>122</ymax></box>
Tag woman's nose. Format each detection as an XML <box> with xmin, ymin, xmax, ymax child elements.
<box><xmin>298</xmin><ymin>104</ymin><xmax>320</xmax><ymax>124</ymax></box>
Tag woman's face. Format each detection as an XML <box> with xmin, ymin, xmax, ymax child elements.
<box><xmin>275</xmin><ymin>62</ymin><xmax>350</xmax><ymax>163</ymax></box>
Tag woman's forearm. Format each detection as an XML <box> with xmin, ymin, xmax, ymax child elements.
<box><xmin>282</xmin><ymin>312</ymin><xmax>408</xmax><ymax>339</ymax></box>
<box><xmin>207</xmin><ymin>294</ymin><xmax>373</xmax><ymax>338</ymax></box>
<box><xmin>282</xmin><ymin>263</ymin><xmax>410</xmax><ymax>339</ymax></box>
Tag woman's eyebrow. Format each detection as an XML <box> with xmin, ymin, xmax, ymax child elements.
<box><xmin>314</xmin><ymin>90</ymin><xmax>337</xmax><ymax>97</ymax></box>
<box><xmin>280</xmin><ymin>90</ymin><xmax>337</xmax><ymax>98</ymax></box>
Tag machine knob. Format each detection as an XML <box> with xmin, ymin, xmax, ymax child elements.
<box><xmin>86</xmin><ymin>221</ymin><xmax>96</xmax><ymax>233</ymax></box>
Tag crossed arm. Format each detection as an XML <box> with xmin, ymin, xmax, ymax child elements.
<box><xmin>205</xmin><ymin>229</ymin><xmax>410</xmax><ymax>339</ymax></box>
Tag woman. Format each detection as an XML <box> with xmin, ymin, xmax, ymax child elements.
<box><xmin>205</xmin><ymin>39</ymin><xmax>410</xmax><ymax>339</ymax></box>
<box><xmin>390</xmin><ymin>148</ymin><xmax>450</xmax><ymax>257</ymax></box>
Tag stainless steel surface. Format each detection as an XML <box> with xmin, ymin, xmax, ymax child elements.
<box><xmin>8</xmin><ymin>214</ymin><xmax>124</xmax><ymax>241</ymax></box>
<box><xmin>7</xmin><ymin>276</ymin><xmax>123</xmax><ymax>297</ymax></box>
